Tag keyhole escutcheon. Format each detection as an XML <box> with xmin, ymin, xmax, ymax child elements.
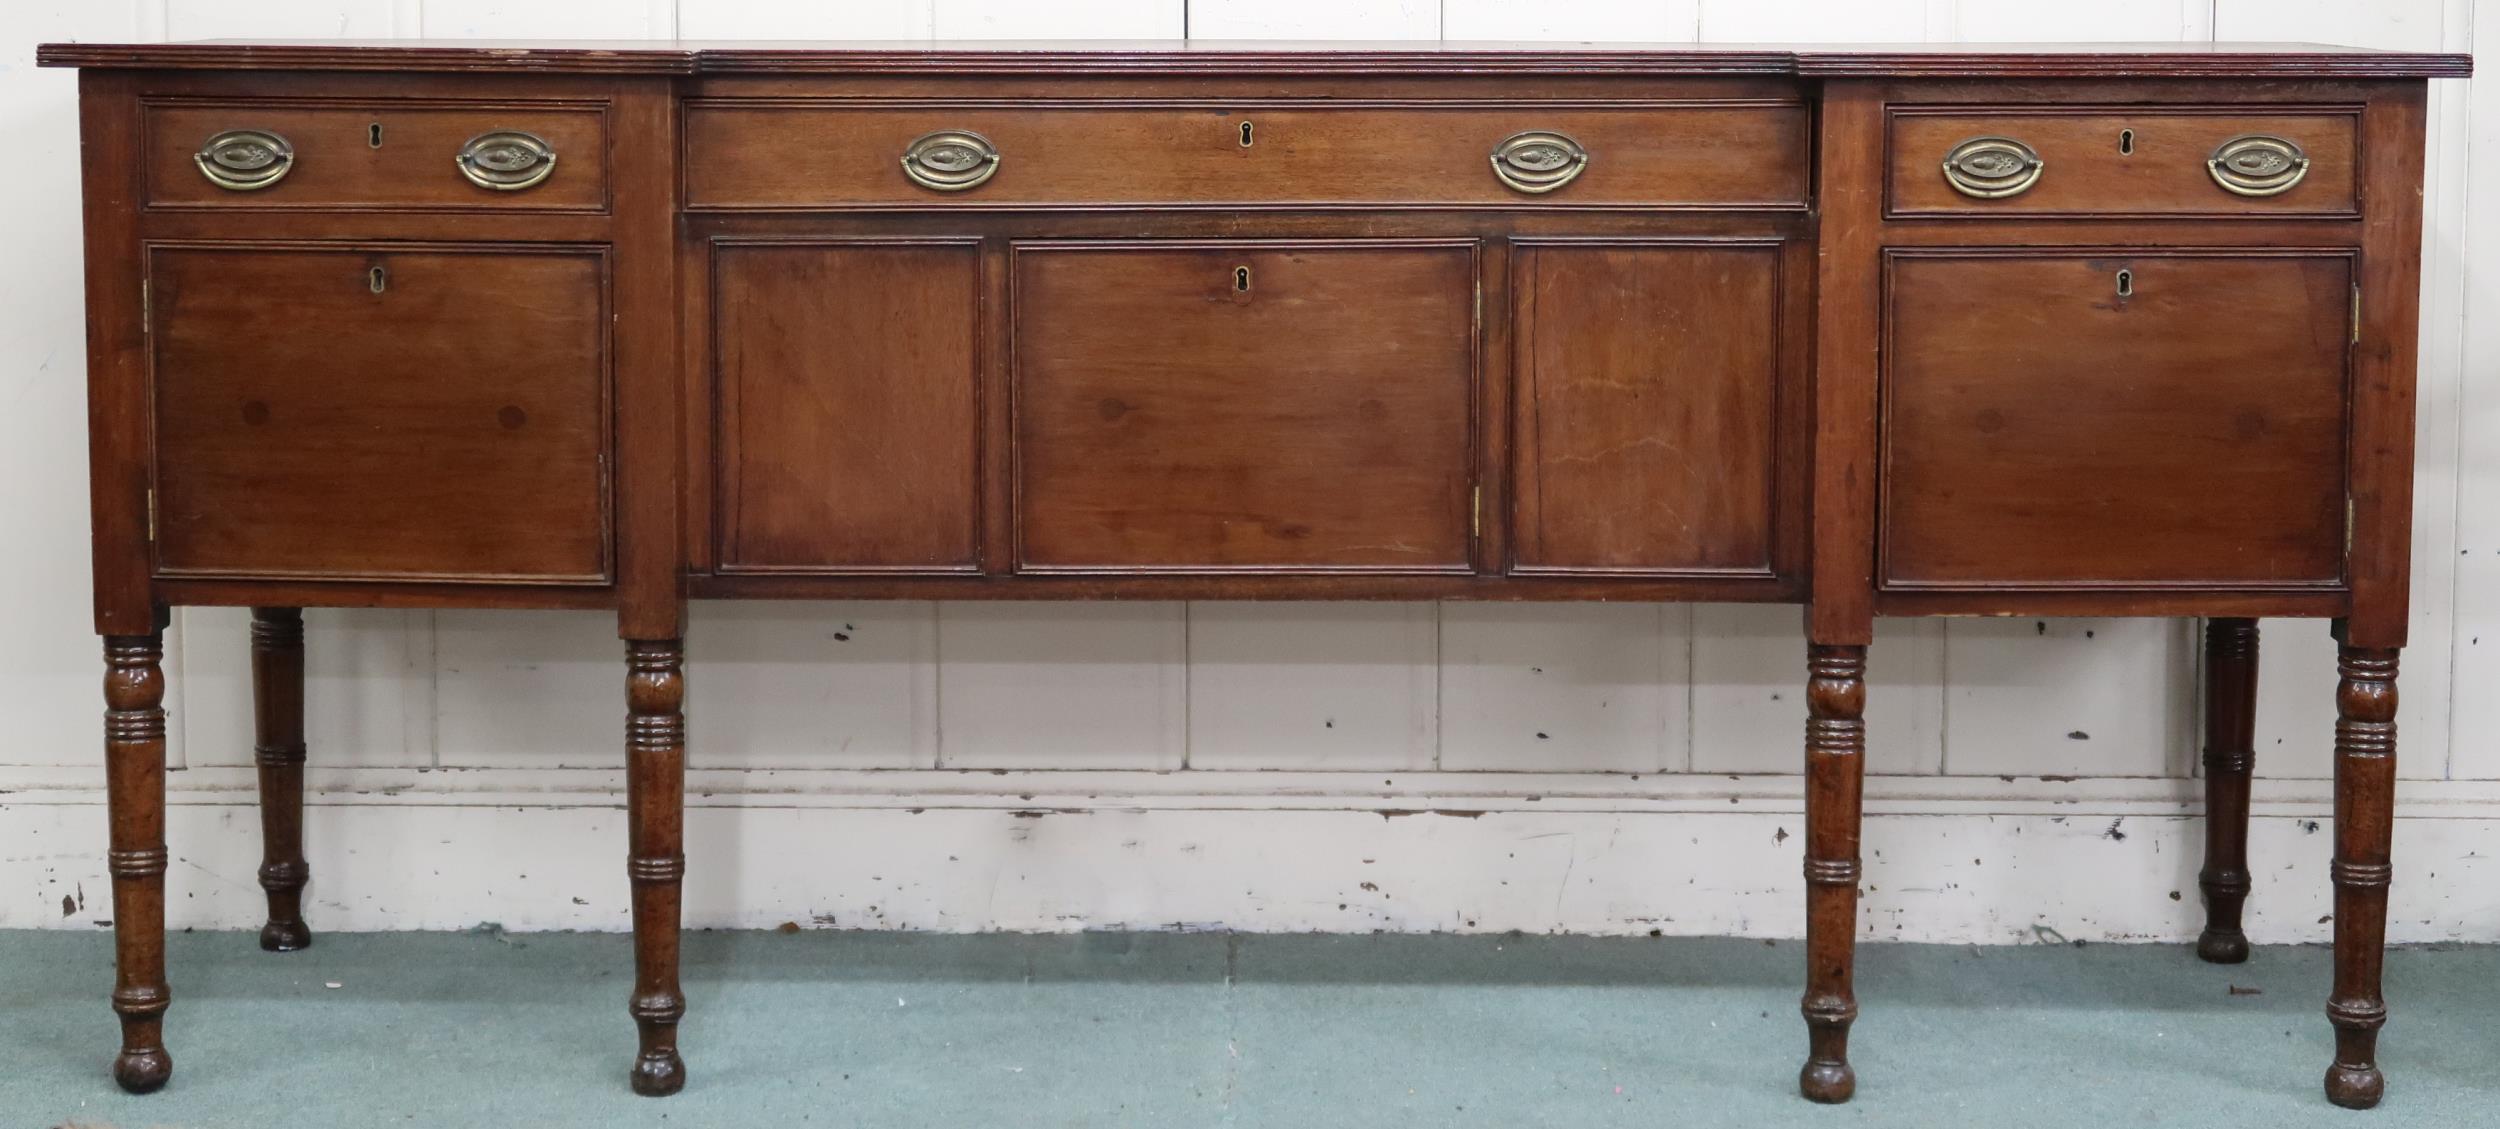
<box><xmin>1239</xmin><ymin>120</ymin><xmax>1254</xmax><ymax>148</ymax></box>
<box><xmin>2115</xmin><ymin>269</ymin><xmax>2133</xmax><ymax>298</ymax></box>
<box><xmin>2118</xmin><ymin>128</ymin><xmax>2134</xmax><ymax>155</ymax></box>
<box><xmin>1234</xmin><ymin>265</ymin><xmax>1252</xmax><ymax>292</ymax></box>
<box><xmin>369</xmin><ymin>121</ymin><xmax>384</xmax><ymax>148</ymax></box>
<box><xmin>369</xmin><ymin>264</ymin><xmax>388</xmax><ymax>294</ymax></box>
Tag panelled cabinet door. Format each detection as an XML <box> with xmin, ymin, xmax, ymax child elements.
<box><xmin>1509</xmin><ymin>241</ymin><xmax>1784</xmax><ymax>578</ymax></box>
<box><xmin>1011</xmin><ymin>240</ymin><xmax>1478</xmax><ymax>574</ymax></box>
<box><xmin>149</xmin><ymin>245</ymin><xmax>610</xmax><ymax>584</ymax></box>
<box><xmin>1878</xmin><ymin>251</ymin><xmax>2353</xmax><ymax>591</ymax></box>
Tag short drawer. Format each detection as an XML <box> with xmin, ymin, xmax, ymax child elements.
<box><xmin>683</xmin><ymin>101</ymin><xmax>1809</xmax><ymax>210</ymax></box>
<box><xmin>1887</xmin><ymin>106</ymin><xmax>2357</xmax><ymax>218</ymax></box>
<box><xmin>144</xmin><ymin>100</ymin><xmax>606</xmax><ymax>211</ymax></box>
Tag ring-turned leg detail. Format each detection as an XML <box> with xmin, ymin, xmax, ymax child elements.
<box><xmin>1799</xmin><ymin>643</ymin><xmax>1868</xmax><ymax>1104</ymax></box>
<box><xmin>2326</xmin><ymin>641</ymin><xmax>2398</xmax><ymax>1109</ymax></box>
<box><xmin>250</xmin><ymin>608</ymin><xmax>312</xmax><ymax>952</ymax></box>
<box><xmin>2197</xmin><ymin>618</ymin><xmax>2258</xmax><ymax>964</ymax></box>
<box><xmin>103</xmin><ymin>632</ymin><xmax>172</xmax><ymax>1093</ymax></box>
<box><xmin>625</xmin><ymin>639</ymin><xmax>688</xmax><ymax>1097</ymax></box>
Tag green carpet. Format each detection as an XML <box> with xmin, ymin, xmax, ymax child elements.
<box><xmin>4</xmin><ymin>930</ymin><xmax>2491</xmax><ymax>1127</ymax></box>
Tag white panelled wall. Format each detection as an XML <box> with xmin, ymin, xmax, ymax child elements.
<box><xmin>2</xmin><ymin>0</ymin><xmax>2495</xmax><ymax>944</ymax></box>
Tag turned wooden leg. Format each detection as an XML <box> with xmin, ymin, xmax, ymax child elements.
<box><xmin>2325</xmin><ymin>640</ymin><xmax>2398</xmax><ymax>1109</ymax></box>
<box><xmin>625</xmin><ymin>639</ymin><xmax>688</xmax><ymax>1096</ymax></box>
<box><xmin>251</xmin><ymin>608</ymin><xmax>312</xmax><ymax>952</ymax></box>
<box><xmin>2196</xmin><ymin>618</ymin><xmax>2258</xmax><ymax>964</ymax></box>
<box><xmin>1799</xmin><ymin>643</ymin><xmax>1867</xmax><ymax>1103</ymax></box>
<box><xmin>103</xmin><ymin>632</ymin><xmax>172</xmax><ymax>1093</ymax></box>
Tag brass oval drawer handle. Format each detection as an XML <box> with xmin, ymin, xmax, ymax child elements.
<box><xmin>902</xmin><ymin>130</ymin><xmax>1001</xmax><ymax>192</ymax></box>
<box><xmin>1941</xmin><ymin>136</ymin><xmax>2044</xmax><ymax>199</ymax></box>
<box><xmin>195</xmin><ymin>129</ymin><xmax>293</xmax><ymax>191</ymax></box>
<box><xmin>2208</xmin><ymin>134</ymin><xmax>2309</xmax><ymax>197</ymax></box>
<box><xmin>457</xmin><ymin>131</ymin><xmax>558</xmax><ymax>191</ymax></box>
<box><xmin>1490</xmin><ymin>131</ymin><xmax>1588</xmax><ymax>195</ymax></box>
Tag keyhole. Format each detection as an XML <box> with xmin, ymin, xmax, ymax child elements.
<box><xmin>369</xmin><ymin>121</ymin><xmax>384</xmax><ymax>148</ymax></box>
<box><xmin>1239</xmin><ymin>120</ymin><xmax>1254</xmax><ymax>148</ymax></box>
<box><xmin>2118</xmin><ymin>128</ymin><xmax>2134</xmax><ymax>155</ymax></box>
<box><xmin>369</xmin><ymin>264</ymin><xmax>388</xmax><ymax>294</ymax></box>
<box><xmin>2115</xmin><ymin>269</ymin><xmax>2133</xmax><ymax>298</ymax></box>
<box><xmin>1234</xmin><ymin>266</ymin><xmax>1252</xmax><ymax>292</ymax></box>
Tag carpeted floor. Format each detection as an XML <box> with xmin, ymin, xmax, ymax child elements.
<box><xmin>4</xmin><ymin>929</ymin><xmax>2493</xmax><ymax>1127</ymax></box>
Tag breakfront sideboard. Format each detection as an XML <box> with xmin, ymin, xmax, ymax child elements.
<box><xmin>36</xmin><ymin>38</ymin><xmax>2469</xmax><ymax>1108</ymax></box>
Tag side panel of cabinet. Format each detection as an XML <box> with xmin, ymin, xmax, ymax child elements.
<box><xmin>1879</xmin><ymin>250</ymin><xmax>2352</xmax><ymax>590</ymax></box>
<box><xmin>1509</xmin><ymin>240</ymin><xmax>1782</xmax><ymax>577</ymax></box>
<box><xmin>711</xmin><ymin>240</ymin><xmax>983</xmax><ymax>574</ymax></box>
<box><xmin>150</xmin><ymin>244</ymin><xmax>610</xmax><ymax>584</ymax></box>
<box><xmin>1012</xmin><ymin>240</ymin><xmax>1477</xmax><ymax>573</ymax></box>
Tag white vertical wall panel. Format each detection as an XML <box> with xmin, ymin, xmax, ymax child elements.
<box><xmin>1441</xmin><ymin>0</ymin><xmax>1695</xmax><ymax>42</ymax></box>
<box><xmin>1947</xmin><ymin>0</ymin><xmax>2198</xmax><ymax>42</ymax></box>
<box><xmin>431</xmin><ymin>610</ymin><xmax>621</xmax><ymax>768</ymax></box>
<box><xmin>1186</xmin><ymin>603</ymin><xmax>1438</xmax><ymax>771</ymax></box>
<box><xmin>934</xmin><ymin>603</ymin><xmax>1187</xmax><ymax>770</ymax></box>
<box><xmin>677</xmin><ymin>0</ymin><xmax>933</xmax><ymax>39</ymax></box>
<box><xmin>1691</xmin><ymin>607</ymin><xmax>1946</xmax><ymax>776</ymax></box>
<box><xmin>1941</xmin><ymin>619</ymin><xmax>2195</xmax><ymax>778</ymax></box>
<box><xmin>2215</xmin><ymin>0</ymin><xmax>2447</xmax><ymax>50</ymax></box>
<box><xmin>178</xmin><ymin>608</ymin><xmax>435</xmax><ymax>770</ymax></box>
<box><xmin>2246</xmin><ymin>622</ymin><xmax>2341</xmax><ymax>781</ymax></box>
<box><xmin>2441</xmin><ymin>0</ymin><xmax>2500</xmax><ymax>779</ymax></box>
<box><xmin>1438</xmin><ymin>603</ymin><xmax>1683</xmax><ymax>773</ymax></box>
<box><xmin>689</xmin><ymin>603</ymin><xmax>937</xmax><ymax>770</ymax></box>
<box><xmin>1187</xmin><ymin>0</ymin><xmax>1438</xmax><ymax>40</ymax></box>
<box><xmin>164</xmin><ymin>0</ymin><xmax>395</xmax><ymax>38</ymax></box>
<box><xmin>934</xmin><ymin>0</ymin><xmax>1182</xmax><ymax>39</ymax></box>
<box><xmin>420</xmin><ymin>0</ymin><xmax>659</xmax><ymax>38</ymax></box>
<box><xmin>1696</xmin><ymin>0</ymin><xmax>1925</xmax><ymax>43</ymax></box>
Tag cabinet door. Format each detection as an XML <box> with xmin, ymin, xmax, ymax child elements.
<box><xmin>1880</xmin><ymin>251</ymin><xmax>2351</xmax><ymax>590</ymax></box>
<box><xmin>1510</xmin><ymin>241</ymin><xmax>1783</xmax><ymax>576</ymax></box>
<box><xmin>712</xmin><ymin>241</ymin><xmax>982</xmax><ymax>574</ymax></box>
<box><xmin>151</xmin><ymin>246</ymin><xmax>609</xmax><ymax>584</ymax></box>
<box><xmin>1013</xmin><ymin>241</ymin><xmax>1477</xmax><ymax>572</ymax></box>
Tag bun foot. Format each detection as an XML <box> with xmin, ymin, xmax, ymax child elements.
<box><xmin>259</xmin><ymin>919</ymin><xmax>312</xmax><ymax>953</ymax></box>
<box><xmin>1799</xmin><ymin>1059</ymin><xmax>1855</xmax><ymax>1104</ymax></box>
<box><xmin>631</xmin><ymin>1050</ymin><xmax>686</xmax><ymax>1097</ymax></box>
<box><xmin>2326</xmin><ymin>1062</ymin><xmax>2383</xmax><ymax>1109</ymax></box>
<box><xmin>113</xmin><ymin>1047</ymin><xmax>171</xmax><ymax>1094</ymax></box>
<box><xmin>2195</xmin><ymin>928</ymin><xmax>2250</xmax><ymax>965</ymax></box>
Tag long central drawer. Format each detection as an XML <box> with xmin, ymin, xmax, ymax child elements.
<box><xmin>681</xmin><ymin>100</ymin><xmax>1810</xmax><ymax>210</ymax></box>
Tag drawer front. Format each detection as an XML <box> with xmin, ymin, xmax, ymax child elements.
<box><xmin>1888</xmin><ymin>107</ymin><xmax>2358</xmax><ymax>218</ymax></box>
<box><xmin>1013</xmin><ymin>241</ymin><xmax>1478</xmax><ymax>572</ymax></box>
<box><xmin>1879</xmin><ymin>251</ymin><xmax>2351</xmax><ymax>590</ymax></box>
<box><xmin>684</xmin><ymin>102</ymin><xmax>1808</xmax><ymax>210</ymax></box>
<box><xmin>150</xmin><ymin>245</ymin><xmax>611</xmax><ymax>583</ymax></box>
<box><xmin>145</xmin><ymin>101</ymin><xmax>606</xmax><ymax>211</ymax></box>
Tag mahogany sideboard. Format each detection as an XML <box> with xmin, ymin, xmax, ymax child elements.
<box><xmin>35</xmin><ymin>38</ymin><xmax>2470</xmax><ymax>1108</ymax></box>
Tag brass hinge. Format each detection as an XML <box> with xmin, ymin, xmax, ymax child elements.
<box><xmin>140</xmin><ymin>279</ymin><xmax>150</xmax><ymax>334</ymax></box>
<box><xmin>2351</xmin><ymin>283</ymin><xmax>2362</xmax><ymax>345</ymax></box>
<box><xmin>2346</xmin><ymin>496</ymin><xmax>2356</xmax><ymax>558</ymax></box>
<box><xmin>1471</xmin><ymin>485</ymin><xmax>1482</xmax><ymax>540</ymax></box>
<box><xmin>145</xmin><ymin>488</ymin><xmax>156</xmax><ymax>542</ymax></box>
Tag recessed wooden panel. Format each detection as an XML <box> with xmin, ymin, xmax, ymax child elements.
<box><xmin>1880</xmin><ymin>251</ymin><xmax>2351</xmax><ymax>590</ymax></box>
<box><xmin>145</xmin><ymin>100</ymin><xmax>608</xmax><ymax>211</ymax></box>
<box><xmin>151</xmin><ymin>245</ymin><xmax>608</xmax><ymax>583</ymax></box>
<box><xmin>683</xmin><ymin>102</ymin><xmax>1808</xmax><ymax>210</ymax></box>
<box><xmin>1511</xmin><ymin>242</ymin><xmax>1780</xmax><ymax>575</ymax></box>
<box><xmin>1887</xmin><ymin>107</ymin><xmax>2358</xmax><ymax>218</ymax></box>
<box><xmin>1013</xmin><ymin>241</ymin><xmax>1476</xmax><ymax>572</ymax></box>
<box><xmin>713</xmin><ymin>241</ymin><xmax>981</xmax><ymax>574</ymax></box>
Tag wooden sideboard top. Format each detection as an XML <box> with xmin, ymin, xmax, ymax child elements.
<box><xmin>36</xmin><ymin>39</ymin><xmax>2474</xmax><ymax>79</ymax></box>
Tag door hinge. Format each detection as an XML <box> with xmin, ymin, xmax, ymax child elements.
<box><xmin>2344</xmin><ymin>496</ymin><xmax>2356</xmax><ymax>559</ymax></box>
<box><xmin>145</xmin><ymin>488</ymin><xmax>156</xmax><ymax>542</ymax></box>
<box><xmin>1471</xmin><ymin>485</ymin><xmax>1482</xmax><ymax>540</ymax></box>
<box><xmin>140</xmin><ymin>279</ymin><xmax>150</xmax><ymax>334</ymax></box>
<box><xmin>2351</xmin><ymin>283</ymin><xmax>2362</xmax><ymax>345</ymax></box>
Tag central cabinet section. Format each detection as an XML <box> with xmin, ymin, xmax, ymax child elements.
<box><xmin>1012</xmin><ymin>241</ymin><xmax>1479</xmax><ymax>573</ymax></box>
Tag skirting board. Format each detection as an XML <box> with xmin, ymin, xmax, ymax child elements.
<box><xmin>5</xmin><ymin>769</ymin><xmax>2498</xmax><ymax>940</ymax></box>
